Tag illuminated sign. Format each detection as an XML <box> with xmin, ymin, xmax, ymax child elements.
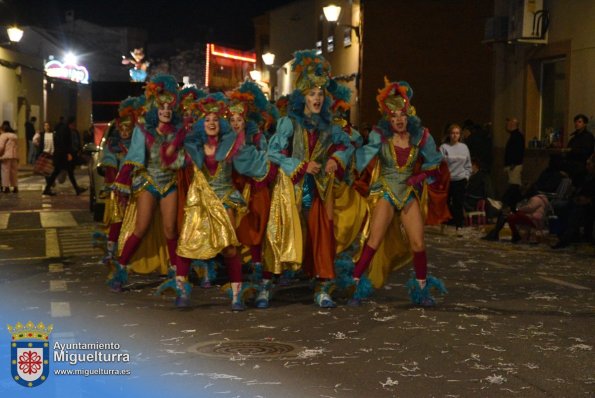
<box><xmin>44</xmin><ymin>60</ymin><xmax>89</xmax><ymax>84</ymax></box>
<box><xmin>210</xmin><ymin>44</ymin><xmax>256</xmax><ymax>63</ymax></box>
<box><xmin>205</xmin><ymin>43</ymin><xmax>255</xmax><ymax>88</ymax></box>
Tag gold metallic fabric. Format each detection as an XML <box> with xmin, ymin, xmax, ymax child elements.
<box><xmin>117</xmin><ymin>194</ymin><xmax>170</xmax><ymax>275</ymax></box>
<box><xmin>364</xmin><ymin>193</ymin><xmax>412</xmax><ymax>289</ymax></box>
<box><xmin>263</xmin><ymin>171</ymin><xmax>303</xmax><ymax>274</ymax></box>
<box><xmin>332</xmin><ymin>182</ymin><xmax>368</xmax><ymax>254</ymax></box>
<box><xmin>177</xmin><ymin>167</ymin><xmax>239</xmax><ymax>260</ymax></box>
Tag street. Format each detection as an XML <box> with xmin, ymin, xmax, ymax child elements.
<box><xmin>0</xmin><ymin>169</ymin><xmax>593</xmax><ymax>398</ymax></box>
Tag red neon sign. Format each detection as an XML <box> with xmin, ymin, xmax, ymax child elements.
<box><xmin>210</xmin><ymin>44</ymin><xmax>256</xmax><ymax>63</ymax></box>
<box><xmin>205</xmin><ymin>43</ymin><xmax>210</xmax><ymax>87</ymax></box>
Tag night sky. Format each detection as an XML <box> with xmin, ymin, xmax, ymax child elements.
<box><xmin>1</xmin><ymin>0</ymin><xmax>295</xmax><ymax>49</ymax></box>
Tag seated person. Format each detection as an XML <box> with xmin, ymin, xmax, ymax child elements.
<box><xmin>482</xmin><ymin>188</ymin><xmax>549</xmax><ymax>243</ymax></box>
<box><xmin>482</xmin><ymin>159</ymin><xmax>565</xmax><ymax>242</ymax></box>
<box><xmin>551</xmin><ymin>154</ymin><xmax>595</xmax><ymax>248</ymax></box>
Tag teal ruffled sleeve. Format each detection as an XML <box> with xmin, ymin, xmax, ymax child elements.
<box><xmin>267</xmin><ymin>117</ymin><xmax>305</xmax><ymax>176</ymax></box>
<box><xmin>122</xmin><ymin>126</ymin><xmax>146</xmax><ymax>168</ymax></box>
<box><xmin>419</xmin><ymin>133</ymin><xmax>443</xmax><ymax>182</ymax></box>
<box><xmin>233</xmin><ymin>145</ymin><xmax>269</xmax><ymax>179</ymax></box>
<box><xmin>100</xmin><ymin>146</ymin><xmax>118</xmax><ymax>169</ymax></box>
<box><xmin>183</xmin><ymin>130</ymin><xmax>203</xmax><ymax>168</ymax></box>
<box><xmin>355</xmin><ymin>129</ymin><xmax>382</xmax><ymax>173</ymax></box>
<box><xmin>350</xmin><ymin>127</ymin><xmax>363</xmax><ymax>148</ymax></box>
<box><xmin>330</xmin><ymin>124</ymin><xmax>355</xmax><ymax>165</ymax></box>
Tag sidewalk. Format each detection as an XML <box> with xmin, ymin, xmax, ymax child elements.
<box><xmin>17</xmin><ymin>163</ymin><xmax>35</xmax><ymax>179</ymax></box>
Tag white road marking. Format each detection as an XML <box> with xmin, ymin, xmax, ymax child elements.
<box><xmin>539</xmin><ymin>276</ymin><xmax>590</xmax><ymax>290</ymax></box>
<box><xmin>50</xmin><ymin>280</ymin><xmax>67</xmax><ymax>292</ymax></box>
<box><xmin>49</xmin><ymin>263</ymin><xmax>64</xmax><ymax>273</ymax></box>
<box><xmin>484</xmin><ymin>260</ymin><xmax>517</xmax><ymax>270</ymax></box>
<box><xmin>51</xmin><ymin>302</ymin><xmax>71</xmax><ymax>317</ymax></box>
<box><xmin>40</xmin><ymin>212</ymin><xmax>77</xmax><ymax>228</ymax></box>
<box><xmin>45</xmin><ymin>228</ymin><xmax>60</xmax><ymax>257</ymax></box>
<box><xmin>0</xmin><ymin>213</ymin><xmax>9</xmax><ymax>229</ymax></box>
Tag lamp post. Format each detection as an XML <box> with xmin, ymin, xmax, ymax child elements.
<box><xmin>1</xmin><ymin>25</ymin><xmax>24</xmax><ymax>46</ymax></box>
<box><xmin>322</xmin><ymin>4</ymin><xmax>360</xmax><ymax>40</ymax></box>
<box><xmin>262</xmin><ymin>52</ymin><xmax>275</xmax><ymax>67</ymax></box>
<box><xmin>260</xmin><ymin>51</ymin><xmax>277</xmax><ymax>100</ymax></box>
<box><xmin>7</xmin><ymin>26</ymin><xmax>24</xmax><ymax>43</ymax></box>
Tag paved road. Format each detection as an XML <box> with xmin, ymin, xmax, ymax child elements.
<box><xmin>0</xmin><ymin>171</ymin><xmax>593</xmax><ymax>397</ymax></box>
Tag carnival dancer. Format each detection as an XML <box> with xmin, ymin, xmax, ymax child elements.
<box><xmin>100</xmin><ymin>97</ymin><xmax>141</xmax><ymax>266</ymax></box>
<box><xmin>228</xmin><ymin>81</ymin><xmax>278</xmax><ymax>308</ymax></box>
<box><xmin>110</xmin><ymin>74</ymin><xmax>189</xmax><ymax>292</ymax></box>
<box><xmin>266</xmin><ymin>50</ymin><xmax>354</xmax><ymax>308</ymax></box>
<box><xmin>326</xmin><ymin>81</ymin><xmax>373</xmax><ymax>303</ymax></box>
<box><xmin>351</xmin><ymin>78</ymin><xmax>448</xmax><ymax>307</ymax></box>
<box><xmin>176</xmin><ymin>86</ymin><xmax>218</xmax><ymax>288</ymax></box>
<box><xmin>172</xmin><ymin>93</ymin><xmax>269</xmax><ymax>310</ymax></box>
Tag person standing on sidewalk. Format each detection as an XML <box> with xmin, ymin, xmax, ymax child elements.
<box><xmin>440</xmin><ymin>123</ymin><xmax>472</xmax><ymax>235</ymax></box>
<box><xmin>501</xmin><ymin>117</ymin><xmax>525</xmax><ymax>210</ymax></box>
<box><xmin>33</xmin><ymin>121</ymin><xmax>55</xmax><ymax>190</ymax></box>
<box><xmin>0</xmin><ymin>121</ymin><xmax>19</xmax><ymax>193</ymax></box>
<box><xmin>25</xmin><ymin>116</ymin><xmax>38</xmax><ymax>164</ymax></box>
<box><xmin>42</xmin><ymin>116</ymin><xmax>86</xmax><ymax>196</ymax></box>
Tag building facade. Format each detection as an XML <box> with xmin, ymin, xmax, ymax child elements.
<box><xmin>259</xmin><ymin>0</ymin><xmax>594</xmax><ymax>193</ymax></box>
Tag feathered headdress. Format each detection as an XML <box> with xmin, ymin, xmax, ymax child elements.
<box><xmin>196</xmin><ymin>92</ymin><xmax>228</xmax><ymax>118</ymax></box>
<box><xmin>227</xmin><ymin>91</ymin><xmax>254</xmax><ymax>118</ymax></box>
<box><xmin>229</xmin><ymin>80</ymin><xmax>271</xmax><ymax>126</ymax></box>
<box><xmin>275</xmin><ymin>95</ymin><xmax>289</xmax><ymax>117</ymax></box>
<box><xmin>328</xmin><ymin>80</ymin><xmax>352</xmax><ymax>115</ymax></box>
<box><xmin>292</xmin><ymin>50</ymin><xmax>331</xmax><ymax>93</ymax></box>
<box><xmin>262</xmin><ymin>102</ymin><xmax>280</xmax><ymax>133</ymax></box>
<box><xmin>179</xmin><ymin>86</ymin><xmax>207</xmax><ymax>121</ymax></box>
<box><xmin>117</xmin><ymin>96</ymin><xmax>143</xmax><ymax>130</ymax></box>
<box><xmin>376</xmin><ymin>77</ymin><xmax>415</xmax><ymax>117</ymax></box>
<box><xmin>144</xmin><ymin>74</ymin><xmax>179</xmax><ymax>109</ymax></box>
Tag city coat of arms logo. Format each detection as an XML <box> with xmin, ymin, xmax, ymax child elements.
<box><xmin>7</xmin><ymin>321</ymin><xmax>53</xmax><ymax>387</ymax></box>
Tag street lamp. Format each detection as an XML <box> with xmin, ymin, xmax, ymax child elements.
<box><xmin>249</xmin><ymin>69</ymin><xmax>262</xmax><ymax>81</ymax></box>
<box><xmin>322</xmin><ymin>4</ymin><xmax>342</xmax><ymax>23</ymax></box>
<box><xmin>262</xmin><ymin>52</ymin><xmax>275</xmax><ymax>66</ymax></box>
<box><xmin>6</xmin><ymin>26</ymin><xmax>24</xmax><ymax>43</ymax></box>
<box><xmin>322</xmin><ymin>4</ymin><xmax>360</xmax><ymax>40</ymax></box>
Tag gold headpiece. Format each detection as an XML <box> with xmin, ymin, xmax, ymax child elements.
<box><xmin>292</xmin><ymin>50</ymin><xmax>331</xmax><ymax>93</ymax></box>
<box><xmin>376</xmin><ymin>77</ymin><xmax>416</xmax><ymax>117</ymax></box>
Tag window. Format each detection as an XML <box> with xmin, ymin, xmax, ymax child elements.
<box><xmin>540</xmin><ymin>57</ymin><xmax>566</xmax><ymax>145</ymax></box>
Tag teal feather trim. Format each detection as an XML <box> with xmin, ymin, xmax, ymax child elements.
<box><xmin>329</xmin><ymin>80</ymin><xmax>352</xmax><ymax>103</ymax></box>
<box><xmin>239</xmin><ymin>81</ymin><xmax>268</xmax><ymax>112</ymax></box>
<box><xmin>191</xmin><ymin>259</ymin><xmax>218</xmax><ymax>281</ymax></box>
<box><xmin>154</xmin><ymin>277</ymin><xmax>192</xmax><ymax>298</ymax></box>
<box><xmin>250</xmin><ymin>262</ymin><xmax>263</xmax><ymax>284</ymax></box>
<box><xmin>106</xmin><ymin>261</ymin><xmax>128</xmax><ymax>289</ymax></box>
<box><xmin>223</xmin><ymin>282</ymin><xmax>257</xmax><ymax>303</ymax></box>
<box><xmin>406</xmin><ymin>273</ymin><xmax>447</xmax><ymax>307</ymax></box>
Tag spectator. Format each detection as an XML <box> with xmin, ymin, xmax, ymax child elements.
<box><xmin>464</xmin><ymin>158</ymin><xmax>495</xmax><ymax>215</ymax></box>
<box><xmin>501</xmin><ymin>117</ymin><xmax>525</xmax><ymax>209</ymax></box>
<box><xmin>482</xmin><ymin>187</ymin><xmax>549</xmax><ymax>243</ymax></box>
<box><xmin>34</xmin><ymin>121</ymin><xmax>56</xmax><ymax>190</ymax></box>
<box><xmin>42</xmin><ymin>116</ymin><xmax>86</xmax><ymax>196</ymax></box>
<box><xmin>54</xmin><ymin>116</ymin><xmax>65</xmax><ymax>132</ymax></box>
<box><xmin>25</xmin><ymin>116</ymin><xmax>38</xmax><ymax>164</ymax></box>
<box><xmin>0</xmin><ymin>121</ymin><xmax>19</xmax><ymax>193</ymax></box>
<box><xmin>463</xmin><ymin>119</ymin><xmax>493</xmax><ymax>172</ymax></box>
<box><xmin>564</xmin><ymin>114</ymin><xmax>594</xmax><ymax>187</ymax></box>
<box><xmin>551</xmin><ymin>153</ymin><xmax>595</xmax><ymax>248</ymax></box>
<box><xmin>483</xmin><ymin>159</ymin><xmax>565</xmax><ymax>242</ymax></box>
<box><xmin>440</xmin><ymin>123</ymin><xmax>472</xmax><ymax>234</ymax></box>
